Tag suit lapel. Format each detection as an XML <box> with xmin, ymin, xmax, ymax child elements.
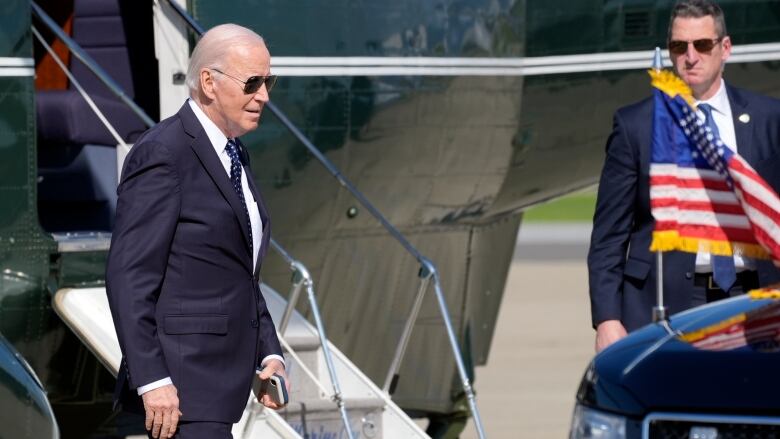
<box><xmin>727</xmin><ymin>85</ymin><xmax>755</xmax><ymax>166</ymax></box>
<box><xmin>180</xmin><ymin>104</ymin><xmax>253</xmax><ymax>256</ymax></box>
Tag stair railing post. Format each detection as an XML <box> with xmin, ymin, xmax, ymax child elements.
<box><xmin>383</xmin><ymin>259</ymin><xmax>434</xmax><ymax>394</ymax></box>
<box><xmin>430</xmin><ymin>269</ymin><xmax>487</xmax><ymax>439</ymax></box>
<box><xmin>278</xmin><ymin>264</ymin><xmax>306</xmax><ymax>334</ymax></box>
<box><xmin>270</xmin><ymin>239</ymin><xmax>309</xmax><ymax>335</ymax></box>
<box><xmin>268</xmin><ymin>238</ymin><xmax>353</xmax><ymax>438</ymax></box>
<box><xmin>305</xmin><ymin>282</ymin><xmax>355</xmax><ymax>439</ymax></box>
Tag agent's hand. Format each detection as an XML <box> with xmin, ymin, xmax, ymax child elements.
<box><xmin>257</xmin><ymin>359</ymin><xmax>290</xmax><ymax>410</ymax></box>
<box><xmin>595</xmin><ymin>320</ymin><xmax>627</xmax><ymax>353</ymax></box>
<box><xmin>141</xmin><ymin>384</ymin><xmax>181</xmax><ymax>438</ymax></box>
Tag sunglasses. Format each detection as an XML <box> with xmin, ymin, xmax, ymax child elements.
<box><xmin>209</xmin><ymin>68</ymin><xmax>277</xmax><ymax>94</ymax></box>
<box><xmin>668</xmin><ymin>38</ymin><xmax>723</xmax><ymax>55</ymax></box>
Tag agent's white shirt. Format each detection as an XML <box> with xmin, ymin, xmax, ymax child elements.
<box><xmin>694</xmin><ymin>79</ymin><xmax>752</xmax><ymax>272</ymax></box>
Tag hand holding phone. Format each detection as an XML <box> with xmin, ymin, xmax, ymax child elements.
<box><xmin>255</xmin><ymin>372</ymin><xmax>289</xmax><ymax>407</ymax></box>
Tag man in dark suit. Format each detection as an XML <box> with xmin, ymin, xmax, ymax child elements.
<box><xmin>106</xmin><ymin>24</ymin><xmax>287</xmax><ymax>438</ymax></box>
<box><xmin>588</xmin><ymin>0</ymin><xmax>780</xmax><ymax>352</ymax></box>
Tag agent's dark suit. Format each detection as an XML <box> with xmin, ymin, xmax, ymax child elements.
<box><xmin>588</xmin><ymin>84</ymin><xmax>780</xmax><ymax>332</ymax></box>
<box><xmin>106</xmin><ymin>102</ymin><xmax>281</xmax><ymax>422</ymax></box>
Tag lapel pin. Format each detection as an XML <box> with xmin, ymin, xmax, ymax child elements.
<box><xmin>739</xmin><ymin>113</ymin><xmax>750</xmax><ymax>123</ymax></box>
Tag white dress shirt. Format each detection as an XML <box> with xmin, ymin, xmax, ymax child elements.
<box><xmin>188</xmin><ymin>99</ymin><xmax>263</xmax><ymax>269</ymax></box>
<box><xmin>693</xmin><ymin>79</ymin><xmax>753</xmax><ymax>272</ymax></box>
<box><xmin>137</xmin><ymin>100</ymin><xmax>283</xmax><ymax>395</ymax></box>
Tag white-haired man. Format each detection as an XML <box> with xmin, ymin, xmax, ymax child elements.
<box><xmin>107</xmin><ymin>23</ymin><xmax>287</xmax><ymax>439</ymax></box>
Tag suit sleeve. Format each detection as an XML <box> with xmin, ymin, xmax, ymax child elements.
<box><xmin>587</xmin><ymin>111</ymin><xmax>639</xmax><ymax>327</ymax></box>
<box><xmin>257</xmin><ymin>292</ymin><xmax>283</xmax><ymax>367</ymax></box>
<box><xmin>254</xmin><ymin>201</ymin><xmax>283</xmax><ymax>365</ymax></box>
<box><xmin>106</xmin><ymin>140</ymin><xmax>181</xmax><ymax>388</ymax></box>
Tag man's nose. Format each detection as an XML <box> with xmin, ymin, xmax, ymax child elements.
<box><xmin>685</xmin><ymin>43</ymin><xmax>699</xmax><ymax>62</ymax></box>
<box><xmin>254</xmin><ymin>85</ymin><xmax>269</xmax><ymax>103</ymax></box>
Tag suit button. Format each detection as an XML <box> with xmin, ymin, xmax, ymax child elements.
<box><xmin>685</xmin><ymin>272</ymin><xmax>692</xmax><ymax>279</ymax></box>
<box><xmin>250</xmin><ymin>319</ymin><xmax>259</xmax><ymax>328</ymax></box>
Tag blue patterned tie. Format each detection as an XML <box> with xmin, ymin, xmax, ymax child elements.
<box><xmin>225</xmin><ymin>139</ymin><xmax>252</xmax><ymax>246</ymax></box>
<box><xmin>700</xmin><ymin>103</ymin><xmax>736</xmax><ymax>292</ymax></box>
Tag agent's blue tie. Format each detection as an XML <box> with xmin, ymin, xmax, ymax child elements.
<box><xmin>699</xmin><ymin>103</ymin><xmax>736</xmax><ymax>292</ymax></box>
<box><xmin>225</xmin><ymin>139</ymin><xmax>252</xmax><ymax>246</ymax></box>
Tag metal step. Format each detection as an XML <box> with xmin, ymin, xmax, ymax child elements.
<box><xmin>257</xmin><ymin>286</ymin><xmax>429</xmax><ymax>439</ymax></box>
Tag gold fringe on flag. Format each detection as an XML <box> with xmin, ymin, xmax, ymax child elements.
<box><xmin>748</xmin><ymin>289</ymin><xmax>780</xmax><ymax>300</ymax></box>
<box><xmin>650</xmin><ymin>230</ymin><xmax>770</xmax><ymax>259</ymax></box>
<box><xmin>648</xmin><ymin>69</ymin><xmax>695</xmax><ymax>106</ymax></box>
<box><xmin>678</xmin><ymin>313</ymin><xmax>745</xmax><ymax>343</ymax></box>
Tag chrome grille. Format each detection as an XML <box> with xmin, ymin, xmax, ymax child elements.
<box><xmin>643</xmin><ymin>413</ymin><xmax>780</xmax><ymax>439</ymax></box>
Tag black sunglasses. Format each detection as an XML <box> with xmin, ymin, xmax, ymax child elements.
<box><xmin>209</xmin><ymin>68</ymin><xmax>277</xmax><ymax>94</ymax></box>
<box><xmin>668</xmin><ymin>38</ymin><xmax>723</xmax><ymax>55</ymax></box>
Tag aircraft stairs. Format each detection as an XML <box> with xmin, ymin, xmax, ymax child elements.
<box><xmin>52</xmin><ymin>277</ymin><xmax>428</xmax><ymax>439</ymax></box>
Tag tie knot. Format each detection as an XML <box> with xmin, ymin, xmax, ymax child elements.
<box><xmin>699</xmin><ymin>103</ymin><xmax>714</xmax><ymax>120</ymax></box>
<box><xmin>226</xmin><ymin>139</ymin><xmax>241</xmax><ymax>163</ymax></box>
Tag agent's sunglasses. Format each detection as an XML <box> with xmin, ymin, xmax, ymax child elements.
<box><xmin>209</xmin><ymin>68</ymin><xmax>277</xmax><ymax>94</ymax></box>
<box><xmin>668</xmin><ymin>38</ymin><xmax>722</xmax><ymax>55</ymax></box>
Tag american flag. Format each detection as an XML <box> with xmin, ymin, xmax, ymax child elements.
<box><xmin>648</xmin><ymin>70</ymin><xmax>780</xmax><ymax>264</ymax></box>
<box><xmin>678</xmin><ymin>299</ymin><xmax>780</xmax><ymax>352</ymax></box>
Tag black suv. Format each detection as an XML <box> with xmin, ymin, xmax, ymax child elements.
<box><xmin>569</xmin><ymin>293</ymin><xmax>780</xmax><ymax>438</ymax></box>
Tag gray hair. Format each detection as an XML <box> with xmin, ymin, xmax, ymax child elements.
<box><xmin>186</xmin><ymin>23</ymin><xmax>265</xmax><ymax>94</ymax></box>
<box><xmin>668</xmin><ymin>0</ymin><xmax>728</xmax><ymax>41</ymax></box>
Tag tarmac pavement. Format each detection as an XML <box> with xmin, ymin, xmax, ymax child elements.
<box><xmin>462</xmin><ymin>223</ymin><xmax>594</xmax><ymax>439</ymax></box>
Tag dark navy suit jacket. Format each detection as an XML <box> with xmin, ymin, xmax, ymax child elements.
<box><xmin>106</xmin><ymin>102</ymin><xmax>282</xmax><ymax>423</ymax></box>
<box><xmin>588</xmin><ymin>84</ymin><xmax>780</xmax><ymax>332</ymax></box>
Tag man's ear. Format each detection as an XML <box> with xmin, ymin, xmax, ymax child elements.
<box><xmin>720</xmin><ymin>35</ymin><xmax>732</xmax><ymax>62</ymax></box>
<box><xmin>200</xmin><ymin>68</ymin><xmax>217</xmax><ymax>100</ymax></box>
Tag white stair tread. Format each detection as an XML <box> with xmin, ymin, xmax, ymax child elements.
<box><xmin>280</xmin><ymin>397</ymin><xmax>387</xmax><ymax>414</ymax></box>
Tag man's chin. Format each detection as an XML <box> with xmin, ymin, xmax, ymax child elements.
<box><xmin>681</xmin><ymin>73</ymin><xmax>705</xmax><ymax>87</ymax></box>
<box><xmin>241</xmin><ymin>121</ymin><xmax>260</xmax><ymax>134</ymax></box>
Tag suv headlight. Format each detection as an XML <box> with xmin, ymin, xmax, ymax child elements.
<box><xmin>569</xmin><ymin>404</ymin><xmax>626</xmax><ymax>439</ymax></box>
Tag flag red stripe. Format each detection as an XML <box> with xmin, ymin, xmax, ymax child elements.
<box><xmin>731</xmin><ymin>177</ymin><xmax>780</xmax><ymax>221</ymax></box>
<box><xmin>651</xmin><ymin>198</ymin><xmax>746</xmax><ymax>214</ymax></box>
<box><xmin>750</xmin><ymin>223</ymin><xmax>780</xmax><ymax>259</ymax></box>
<box><xmin>728</xmin><ymin>164</ymin><xmax>780</xmax><ymax>256</ymax></box>
<box><xmin>729</xmin><ymin>157</ymin><xmax>779</xmax><ymax>195</ymax></box>
<box><xmin>653</xmin><ymin>221</ymin><xmax>760</xmax><ymax>243</ymax></box>
<box><xmin>649</xmin><ymin>175</ymin><xmax>730</xmax><ymax>191</ymax></box>
<box><xmin>733</xmin><ymin>185</ymin><xmax>780</xmax><ymax>226</ymax></box>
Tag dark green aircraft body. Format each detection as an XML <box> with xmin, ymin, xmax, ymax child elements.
<box><xmin>1</xmin><ymin>0</ymin><xmax>780</xmax><ymax>437</ymax></box>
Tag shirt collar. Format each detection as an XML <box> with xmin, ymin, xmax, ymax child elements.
<box><xmin>188</xmin><ymin>98</ymin><xmax>230</xmax><ymax>154</ymax></box>
<box><xmin>697</xmin><ymin>79</ymin><xmax>730</xmax><ymax>116</ymax></box>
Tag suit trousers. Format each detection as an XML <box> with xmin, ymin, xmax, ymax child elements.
<box><xmin>146</xmin><ymin>421</ymin><xmax>232</xmax><ymax>439</ymax></box>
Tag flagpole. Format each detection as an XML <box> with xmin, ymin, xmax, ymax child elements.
<box><xmin>653</xmin><ymin>250</ymin><xmax>667</xmax><ymax>322</ymax></box>
<box><xmin>651</xmin><ymin>47</ymin><xmax>669</xmax><ymax>324</ymax></box>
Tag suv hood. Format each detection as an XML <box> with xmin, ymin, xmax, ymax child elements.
<box><xmin>583</xmin><ymin>293</ymin><xmax>780</xmax><ymax>416</ymax></box>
